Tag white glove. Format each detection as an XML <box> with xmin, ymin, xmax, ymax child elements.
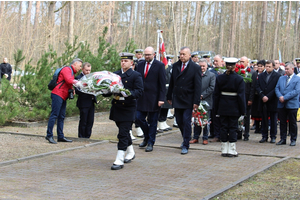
<box><xmin>238</xmin><ymin>116</ymin><xmax>244</xmax><ymax>121</ymax></box>
<box><xmin>121</xmin><ymin>91</ymin><xmax>128</xmax><ymax>97</ymax></box>
<box><xmin>216</xmin><ymin>115</ymin><xmax>220</xmax><ymax>118</ymax></box>
<box><xmin>4</xmin><ymin>74</ymin><xmax>8</xmax><ymax>78</ymax></box>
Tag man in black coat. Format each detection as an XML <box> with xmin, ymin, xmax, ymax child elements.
<box><xmin>239</xmin><ymin>56</ymin><xmax>256</xmax><ymax>141</ymax></box>
<box><xmin>0</xmin><ymin>58</ymin><xmax>12</xmax><ymax>81</ymax></box>
<box><xmin>108</xmin><ymin>53</ymin><xmax>144</xmax><ymax>170</ymax></box>
<box><xmin>167</xmin><ymin>46</ymin><xmax>202</xmax><ymax>154</ymax></box>
<box><xmin>294</xmin><ymin>58</ymin><xmax>300</xmax><ymax>74</ymax></box>
<box><xmin>75</xmin><ymin>62</ymin><xmax>97</xmax><ymax>138</ymax></box>
<box><xmin>274</xmin><ymin>59</ymin><xmax>285</xmax><ymax>76</ymax></box>
<box><xmin>136</xmin><ymin>47</ymin><xmax>166</xmax><ymax>152</ymax></box>
<box><xmin>256</xmin><ymin>60</ymin><xmax>281</xmax><ymax>143</ymax></box>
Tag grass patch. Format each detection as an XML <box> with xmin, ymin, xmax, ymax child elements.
<box><xmin>214</xmin><ymin>158</ymin><xmax>300</xmax><ymax>199</ymax></box>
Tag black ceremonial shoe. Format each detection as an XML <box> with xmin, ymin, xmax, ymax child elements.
<box><xmin>57</xmin><ymin>137</ymin><xmax>73</xmax><ymax>142</ymax></box>
<box><xmin>111</xmin><ymin>164</ymin><xmax>124</xmax><ymax>170</ymax></box>
<box><xmin>45</xmin><ymin>136</ymin><xmax>57</xmax><ymax>144</ymax></box>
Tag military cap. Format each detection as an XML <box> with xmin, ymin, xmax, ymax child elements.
<box><xmin>191</xmin><ymin>52</ymin><xmax>199</xmax><ymax>58</ymax></box>
<box><xmin>224</xmin><ymin>57</ymin><xmax>239</xmax><ymax>65</ymax></box>
<box><xmin>166</xmin><ymin>55</ymin><xmax>174</xmax><ymax>60</ymax></box>
<box><xmin>135</xmin><ymin>49</ymin><xmax>144</xmax><ymax>53</ymax></box>
<box><xmin>119</xmin><ymin>52</ymin><xmax>135</xmax><ymax>60</ymax></box>
<box><xmin>250</xmin><ymin>60</ymin><xmax>258</xmax><ymax>64</ymax></box>
<box><xmin>202</xmin><ymin>54</ymin><xmax>211</xmax><ymax>58</ymax></box>
<box><xmin>295</xmin><ymin>58</ymin><xmax>300</xmax><ymax>63</ymax></box>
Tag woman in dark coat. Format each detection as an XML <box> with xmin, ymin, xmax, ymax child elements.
<box><xmin>251</xmin><ymin>60</ymin><xmax>266</xmax><ymax>133</ymax></box>
<box><xmin>214</xmin><ymin>57</ymin><xmax>246</xmax><ymax>157</ymax></box>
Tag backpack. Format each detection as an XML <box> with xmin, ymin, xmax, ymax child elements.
<box><xmin>48</xmin><ymin>66</ymin><xmax>74</xmax><ymax>91</ymax></box>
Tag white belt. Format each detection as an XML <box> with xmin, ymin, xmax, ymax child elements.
<box><xmin>166</xmin><ymin>84</ymin><xmax>169</xmax><ymax>87</ymax></box>
<box><xmin>221</xmin><ymin>92</ymin><xmax>238</xmax><ymax>96</ymax></box>
<box><xmin>114</xmin><ymin>96</ymin><xmax>125</xmax><ymax>100</ymax></box>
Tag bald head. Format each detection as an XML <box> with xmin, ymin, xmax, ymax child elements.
<box><xmin>240</xmin><ymin>56</ymin><xmax>248</xmax><ymax>67</ymax></box>
<box><xmin>144</xmin><ymin>47</ymin><xmax>155</xmax><ymax>62</ymax></box>
<box><xmin>213</xmin><ymin>55</ymin><xmax>223</xmax><ymax>68</ymax></box>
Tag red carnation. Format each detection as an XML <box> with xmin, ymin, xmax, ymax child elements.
<box><xmin>235</xmin><ymin>67</ymin><xmax>239</xmax><ymax>72</ymax></box>
<box><xmin>247</xmin><ymin>67</ymin><xmax>251</xmax><ymax>72</ymax></box>
<box><xmin>241</xmin><ymin>70</ymin><xmax>245</xmax><ymax>74</ymax></box>
<box><xmin>241</xmin><ymin>64</ymin><xmax>245</xmax><ymax>69</ymax></box>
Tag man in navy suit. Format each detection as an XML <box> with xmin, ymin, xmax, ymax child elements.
<box><xmin>167</xmin><ymin>47</ymin><xmax>202</xmax><ymax>154</ymax></box>
<box><xmin>256</xmin><ymin>60</ymin><xmax>281</xmax><ymax>143</ymax></box>
<box><xmin>75</xmin><ymin>62</ymin><xmax>97</xmax><ymax>138</ymax></box>
<box><xmin>136</xmin><ymin>46</ymin><xmax>166</xmax><ymax>152</ymax></box>
<box><xmin>275</xmin><ymin>63</ymin><xmax>300</xmax><ymax>146</ymax></box>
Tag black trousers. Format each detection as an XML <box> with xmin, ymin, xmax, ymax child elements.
<box><xmin>220</xmin><ymin>116</ymin><xmax>239</xmax><ymax>143</ymax></box>
<box><xmin>261</xmin><ymin>105</ymin><xmax>277</xmax><ymax>139</ymax></box>
<box><xmin>78</xmin><ymin>105</ymin><xmax>95</xmax><ymax>138</ymax></box>
<box><xmin>278</xmin><ymin>108</ymin><xmax>298</xmax><ymax>142</ymax></box>
<box><xmin>210</xmin><ymin>107</ymin><xmax>220</xmax><ymax>138</ymax></box>
<box><xmin>116</xmin><ymin>121</ymin><xmax>133</xmax><ymax>151</ymax></box>
<box><xmin>158</xmin><ymin>108</ymin><xmax>168</xmax><ymax>122</ymax></box>
<box><xmin>243</xmin><ymin>105</ymin><xmax>251</xmax><ymax>138</ymax></box>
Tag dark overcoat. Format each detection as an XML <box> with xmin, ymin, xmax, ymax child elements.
<box><xmin>201</xmin><ymin>70</ymin><xmax>215</xmax><ymax>110</ymax></box>
<box><xmin>255</xmin><ymin>71</ymin><xmax>281</xmax><ymax>112</ymax></box>
<box><xmin>136</xmin><ymin>59</ymin><xmax>166</xmax><ymax>112</ymax></box>
<box><xmin>161</xmin><ymin>64</ymin><xmax>172</xmax><ymax>109</ymax></box>
<box><xmin>109</xmin><ymin>68</ymin><xmax>143</xmax><ymax>121</ymax></box>
<box><xmin>214</xmin><ymin>72</ymin><xmax>246</xmax><ymax>117</ymax></box>
<box><xmin>167</xmin><ymin>58</ymin><xmax>202</xmax><ymax>109</ymax></box>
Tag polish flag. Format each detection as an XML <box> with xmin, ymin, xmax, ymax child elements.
<box><xmin>158</xmin><ymin>30</ymin><xmax>168</xmax><ymax>67</ymax></box>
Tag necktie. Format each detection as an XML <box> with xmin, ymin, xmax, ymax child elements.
<box><xmin>181</xmin><ymin>63</ymin><xmax>185</xmax><ymax>72</ymax></box>
<box><xmin>286</xmin><ymin>76</ymin><xmax>290</xmax><ymax>87</ymax></box>
<box><xmin>145</xmin><ymin>62</ymin><xmax>150</xmax><ymax>78</ymax></box>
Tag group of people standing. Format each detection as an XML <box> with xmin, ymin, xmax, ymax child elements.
<box><xmin>44</xmin><ymin>47</ymin><xmax>300</xmax><ymax>171</ymax></box>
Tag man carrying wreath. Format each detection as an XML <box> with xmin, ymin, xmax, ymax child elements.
<box><xmin>107</xmin><ymin>52</ymin><xmax>143</xmax><ymax>170</ymax></box>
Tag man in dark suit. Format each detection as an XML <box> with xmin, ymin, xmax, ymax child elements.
<box><xmin>190</xmin><ymin>58</ymin><xmax>215</xmax><ymax>145</ymax></box>
<box><xmin>256</xmin><ymin>60</ymin><xmax>281</xmax><ymax>143</ymax></box>
<box><xmin>275</xmin><ymin>63</ymin><xmax>300</xmax><ymax>146</ymax></box>
<box><xmin>274</xmin><ymin>59</ymin><xmax>285</xmax><ymax>76</ymax></box>
<box><xmin>239</xmin><ymin>56</ymin><xmax>256</xmax><ymax>141</ymax></box>
<box><xmin>108</xmin><ymin>52</ymin><xmax>144</xmax><ymax>170</ymax></box>
<box><xmin>0</xmin><ymin>57</ymin><xmax>12</xmax><ymax>81</ymax></box>
<box><xmin>136</xmin><ymin>46</ymin><xmax>166</xmax><ymax>152</ymax></box>
<box><xmin>167</xmin><ymin>46</ymin><xmax>202</xmax><ymax>154</ymax></box>
<box><xmin>75</xmin><ymin>62</ymin><xmax>97</xmax><ymax>138</ymax></box>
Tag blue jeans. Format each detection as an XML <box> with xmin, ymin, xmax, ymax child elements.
<box><xmin>175</xmin><ymin>108</ymin><xmax>193</xmax><ymax>149</ymax></box>
<box><xmin>46</xmin><ymin>93</ymin><xmax>67</xmax><ymax>139</ymax></box>
<box><xmin>136</xmin><ymin>110</ymin><xmax>159</xmax><ymax>145</ymax></box>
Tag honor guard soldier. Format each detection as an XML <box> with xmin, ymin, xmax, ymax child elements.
<box><xmin>134</xmin><ymin>49</ymin><xmax>144</xmax><ymax>70</ymax></box>
<box><xmin>214</xmin><ymin>57</ymin><xmax>246</xmax><ymax>157</ymax></box>
<box><xmin>106</xmin><ymin>52</ymin><xmax>143</xmax><ymax>170</ymax></box>
<box><xmin>157</xmin><ymin>54</ymin><xmax>174</xmax><ymax>132</ymax></box>
<box><xmin>191</xmin><ymin>52</ymin><xmax>200</xmax><ymax>64</ymax></box>
<box><xmin>202</xmin><ymin>54</ymin><xmax>212</xmax><ymax>69</ymax></box>
<box><xmin>250</xmin><ymin>60</ymin><xmax>258</xmax><ymax>69</ymax></box>
<box><xmin>294</xmin><ymin>58</ymin><xmax>300</xmax><ymax>74</ymax></box>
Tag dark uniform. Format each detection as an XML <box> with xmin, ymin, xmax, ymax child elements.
<box><xmin>214</xmin><ymin>57</ymin><xmax>246</xmax><ymax>157</ymax></box>
<box><xmin>75</xmin><ymin>72</ymin><xmax>97</xmax><ymax>138</ymax></box>
<box><xmin>109</xmin><ymin>68</ymin><xmax>143</xmax><ymax>150</ymax></box>
<box><xmin>108</xmin><ymin>52</ymin><xmax>143</xmax><ymax>170</ymax></box>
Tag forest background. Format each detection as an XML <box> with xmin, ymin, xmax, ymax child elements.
<box><xmin>0</xmin><ymin>1</ymin><xmax>299</xmax><ymax>124</ymax></box>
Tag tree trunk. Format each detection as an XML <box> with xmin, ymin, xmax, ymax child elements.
<box><xmin>218</xmin><ymin>1</ymin><xmax>224</xmax><ymax>55</ymax></box>
<box><xmin>237</xmin><ymin>1</ymin><xmax>242</xmax><ymax>57</ymax></box>
<box><xmin>273</xmin><ymin>2</ymin><xmax>281</xmax><ymax>59</ymax></box>
<box><xmin>172</xmin><ymin>2</ymin><xmax>178</xmax><ymax>57</ymax></box>
<box><xmin>229</xmin><ymin>2</ymin><xmax>236</xmax><ymax>57</ymax></box>
<box><xmin>68</xmin><ymin>1</ymin><xmax>74</xmax><ymax>45</ymax></box>
<box><xmin>258</xmin><ymin>2</ymin><xmax>267</xmax><ymax>60</ymax></box>
<box><xmin>283</xmin><ymin>1</ymin><xmax>291</xmax><ymax>61</ymax></box>
<box><xmin>193</xmin><ymin>1</ymin><xmax>201</xmax><ymax>50</ymax></box>
<box><xmin>128</xmin><ymin>1</ymin><xmax>134</xmax><ymax>39</ymax></box>
<box><xmin>26</xmin><ymin>1</ymin><xmax>32</xmax><ymax>42</ymax></box>
<box><xmin>33</xmin><ymin>1</ymin><xmax>40</xmax><ymax>33</ymax></box>
<box><xmin>0</xmin><ymin>1</ymin><xmax>5</xmax><ymax>37</ymax></box>
<box><xmin>184</xmin><ymin>2</ymin><xmax>191</xmax><ymax>46</ymax></box>
<box><xmin>294</xmin><ymin>2</ymin><xmax>299</xmax><ymax>59</ymax></box>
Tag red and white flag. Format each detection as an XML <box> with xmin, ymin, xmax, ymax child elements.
<box><xmin>157</xmin><ymin>30</ymin><xmax>168</xmax><ymax>67</ymax></box>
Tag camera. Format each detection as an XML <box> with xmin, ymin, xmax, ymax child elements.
<box><xmin>68</xmin><ymin>89</ymin><xmax>74</xmax><ymax>99</ymax></box>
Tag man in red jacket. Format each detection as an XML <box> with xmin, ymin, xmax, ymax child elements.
<box><xmin>46</xmin><ymin>58</ymin><xmax>83</xmax><ymax>144</ymax></box>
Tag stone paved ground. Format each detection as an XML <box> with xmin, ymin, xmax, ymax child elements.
<box><xmin>0</xmin><ymin>112</ymin><xmax>299</xmax><ymax>199</ymax></box>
